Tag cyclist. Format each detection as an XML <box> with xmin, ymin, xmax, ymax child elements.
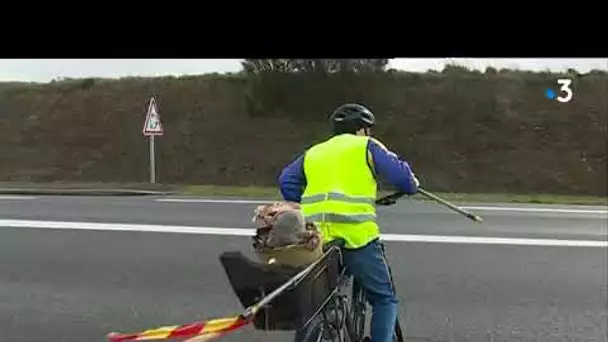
<box><xmin>278</xmin><ymin>103</ymin><xmax>419</xmax><ymax>342</ymax></box>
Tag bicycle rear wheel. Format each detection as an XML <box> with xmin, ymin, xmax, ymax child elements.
<box><xmin>348</xmin><ymin>287</ymin><xmax>403</xmax><ymax>342</ymax></box>
<box><xmin>296</xmin><ymin>295</ymin><xmax>347</xmax><ymax>342</ymax></box>
<box><xmin>296</xmin><ymin>315</ymin><xmax>339</xmax><ymax>342</ymax></box>
<box><xmin>345</xmin><ymin>279</ymin><xmax>366</xmax><ymax>342</ymax></box>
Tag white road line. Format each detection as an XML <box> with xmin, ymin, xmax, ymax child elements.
<box><xmin>0</xmin><ymin>195</ymin><xmax>37</xmax><ymax>200</ymax></box>
<box><xmin>156</xmin><ymin>198</ymin><xmax>272</xmax><ymax>204</ymax></box>
<box><xmin>462</xmin><ymin>206</ymin><xmax>607</xmax><ymax>214</ymax></box>
<box><xmin>0</xmin><ymin>219</ymin><xmax>255</xmax><ymax>236</ymax></box>
<box><xmin>155</xmin><ymin>198</ymin><xmax>608</xmax><ymax>214</ymax></box>
<box><xmin>1</xmin><ymin>219</ymin><xmax>606</xmax><ymax>248</ymax></box>
<box><xmin>381</xmin><ymin>234</ymin><xmax>608</xmax><ymax>247</ymax></box>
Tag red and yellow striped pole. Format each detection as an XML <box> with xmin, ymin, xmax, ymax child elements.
<box><xmin>107</xmin><ymin>315</ymin><xmax>251</xmax><ymax>341</ymax></box>
<box><xmin>107</xmin><ymin>244</ymin><xmax>337</xmax><ymax>341</ymax></box>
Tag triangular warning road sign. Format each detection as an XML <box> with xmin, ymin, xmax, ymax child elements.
<box><xmin>143</xmin><ymin>97</ymin><xmax>163</xmax><ymax>136</ymax></box>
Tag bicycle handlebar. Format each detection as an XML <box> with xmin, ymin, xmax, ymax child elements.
<box><xmin>375</xmin><ymin>191</ymin><xmax>407</xmax><ymax>206</ymax></box>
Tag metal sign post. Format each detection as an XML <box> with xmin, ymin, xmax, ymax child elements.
<box><xmin>149</xmin><ymin>135</ymin><xmax>156</xmax><ymax>183</ymax></box>
<box><xmin>142</xmin><ymin>97</ymin><xmax>163</xmax><ymax>183</ymax></box>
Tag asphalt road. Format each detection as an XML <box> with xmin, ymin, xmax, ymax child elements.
<box><xmin>0</xmin><ymin>196</ymin><xmax>606</xmax><ymax>342</ymax></box>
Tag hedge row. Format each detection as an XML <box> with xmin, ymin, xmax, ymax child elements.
<box><xmin>0</xmin><ymin>67</ymin><xmax>605</xmax><ymax>196</ymax></box>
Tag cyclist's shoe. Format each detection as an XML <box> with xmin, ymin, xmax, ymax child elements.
<box><xmin>363</xmin><ymin>337</ymin><xmax>372</xmax><ymax>342</ymax></box>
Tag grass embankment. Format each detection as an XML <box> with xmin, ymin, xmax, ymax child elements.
<box><xmin>0</xmin><ymin>182</ymin><xmax>604</xmax><ymax>205</ymax></box>
<box><xmin>179</xmin><ymin>185</ymin><xmax>608</xmax><ymax>206</ymax></box>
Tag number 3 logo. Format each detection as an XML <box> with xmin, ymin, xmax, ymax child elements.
<box><xmin>556</xmin><ymin>79</ymin><xmax>573</xmax><ymax>103</ymax></box>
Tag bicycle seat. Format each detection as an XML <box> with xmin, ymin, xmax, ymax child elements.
<box><xmin>323</xmin><ymin>238</ymin><xmax>346</xmax><ymax>252</ymax></box>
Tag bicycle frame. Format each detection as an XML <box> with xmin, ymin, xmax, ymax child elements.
<box><xmin>296</xmin><ymin>191</ymin><xmax>408</xmax><ymax>342</ymax></box>
<box><xmin>297</xmin><ymin>241</ymin><xmax>404</xmax><ymax>342</ymax></box>
<box><xmin>346</xmin><ymin>240</ymin><xmax>404</xmax><ymax>342</ymax></box>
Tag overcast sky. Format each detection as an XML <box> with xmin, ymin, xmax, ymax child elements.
<box><xmin>0</xmin><ymin>58</ymin><xmax>606</xmax><ymax>83</ymax></box>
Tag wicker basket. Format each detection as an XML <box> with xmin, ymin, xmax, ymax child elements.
<box><xmin>219</xmin><ymin>246</ymin><xmax>342</xmax><ymax>332</ymax></box>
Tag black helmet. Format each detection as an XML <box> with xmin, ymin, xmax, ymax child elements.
<box><xmin>329</xmin><ymin>103</ymin><xmax>376</xmax><ymax>133</ymax></box>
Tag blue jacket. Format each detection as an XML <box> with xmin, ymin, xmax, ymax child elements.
<box><xmin>278</xmin><ymin>136</ymin><xmax>418</xmax><ymax>203</ymax></box>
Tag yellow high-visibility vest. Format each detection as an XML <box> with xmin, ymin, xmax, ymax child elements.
<box><xmin>300</xmin><ymin>133</ymin><xmax>379</xmax><ymax>249</ymax></box>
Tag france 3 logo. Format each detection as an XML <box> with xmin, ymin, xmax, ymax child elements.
<box><xmin>545</xmin><ymin>79</ymin><xmax>573</xmax><ymax>103</ymax></box>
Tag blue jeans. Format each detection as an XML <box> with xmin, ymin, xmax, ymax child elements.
<box><xmin>342</xmin><ymin>238</ymin><xmax>398</xmax><ymax>342</ymax></box>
